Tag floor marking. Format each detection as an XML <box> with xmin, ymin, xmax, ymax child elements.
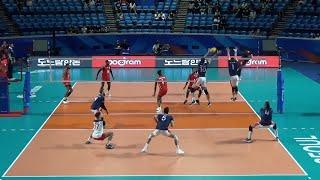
<box><xmin>292</xmin><ymin>128</ymin><xmax>297</xmax><ymax>130</ymax></box>
<box><xmin>52</xmin><ymin>112</ymin><xmax>256</xmax><ymax>116</ymax></box>
<box><xmin>301</xmin><ymin>128</ymin><xmax>306</xmax><ymax>130</ymax></box>
<box><xmin>68</xmin><ymin>100</ymin><xmax>247</xmax><ymax>103</ymax></box>
<box><xmin>238</xmin><ymin>92</ymin><xmax>308</xmax><ymax>176</ymax></box>
<box><xmin>1</xmin><ymin>82</ymin><xmax>78</xmax><ymax>177</ymax></box>
<box><xmin>4</xmin><ymin>173</ymin><xmax>306</xmax><ymax>178</ymax></box>
<box><xmin>310</xmin><ymin>128</ymin><xmax>315</xmax><ymax>130</ymax></box>
<box><xmin>42</xmin><ymin>128</ymin><xmax>250</xmax><ymax>131</ymax></box>
<box><xmin>283</xmin><ymin>128</ymin><xmax>288</xmax><ymax>130</ymax></box>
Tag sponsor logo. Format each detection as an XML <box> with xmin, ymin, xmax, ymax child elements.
<box><xmin>108</xmin><ymin>59</ymin><xmax>142</xmax><ymax>66</ymax></box>
<box><xmin>163</xmin><ymin>58</ymin><xmax>201</xmax><ymax>66</ymax></box>
<box><xmin>37</xmin><ymin>58</ymin><xmax>81</xmax><ymax>67</ymax></box>
<box><xmin>92</xmin><ymin>56</ymin><xmax>156</xmax><ymax>68</ymax></box>
<box><xmin>218</xmin><ymin>56</ymin><xmax>279</xmax><ymax>68</ymax></box>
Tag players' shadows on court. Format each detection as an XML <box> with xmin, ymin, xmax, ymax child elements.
<box><xmin>215</xmin><ymin>138</ymin><xmax>276</xmax><ymax>145</ymax></box>
<box><xmin>40</xmin><ymin>143</ymin><xmax>141</xmax><ymax>151</ymax></box>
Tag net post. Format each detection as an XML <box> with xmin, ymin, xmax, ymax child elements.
<box><xmin>277</xmin><ymin>46</ymin><xmax>284</xmax><ymax>114</ymax></box>
<box><xmin>23</xmin><ymin>59</ymin><xmax>31</xmax><ymax>114</ymax></box>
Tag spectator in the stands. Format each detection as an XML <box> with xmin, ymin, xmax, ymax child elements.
<box><xmin>249</xmin><ymin>9</ymin><xmax>256</xmax><ymax>20</ymax></box>
<box><xmin>220</xmin><ymin>16</ymin><xmax>227</xmax><ymax>30</ymax></box>
<box><xmin>81</xmin><ymin>26</ymin><xmax>88</xmax><ymax>33</ymax></box>
<box><xmin>168</xmin><ymin>12</ymin><xmax>175</xmax><ymax>20</ymax></box>
<box><xmin>188</xmin><ymin>1</ymin><xmax>194</xmax><ymax>13</ymax></box>
<box><xmin>160</xmin><ymin>12</ymin><xmax>166</xmax><ymax>20</ymax></box>
<box><xmin>212</xmin><ymin>16</ymin><xmax>220</xmax><ymax>30</ymax></box>
<box><xmin>129</xmin><ymin>1</ymin><xmax>137</xmax><ymax>14</ymax></box>
<box><xmin>154</xmin><ymin>11</ymin><xmax>160</xmax><ymax>20</ymax></box>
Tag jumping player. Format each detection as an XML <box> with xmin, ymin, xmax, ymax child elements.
<box><xmin>96</xmin><ymin>60</ymin><xmax>114</xmax><ymax>96</ymax></box>
<box><xmin>183</xmin><ymin>68</ymin><xmax>202</xmax><ymax>104</ymax></box>
<box><xmin>85</xmin><ymin>111</ymin><xmax>114</xmax><ymax>149</ymax></box>
<box><xmin>226</xmin><ymin>47</ymin><xmax>241</xmax><ymax>101</ymax></box>
<box><xmin>91</xmin><ymin>92</ymin><xmax>109</xmax><ymax>115</ymax></box>
<box><xmin>245</xmin><ymin>101</ymin><xmax>279</xmax><ymax>143</ymax></box>
<box><xmin>153</xmin><ymin>70</ymin><xmax>168</xmax><ymax>113</ymax></box>
<box><xmin>62</xmin><ymin>63</ymin><xmax>73</xmax><ymax>104</ymax></box>
<box><xmin>141</xmin><ymin>107</ymin><xmax>184</xmax><ymax>155</ymax></box>
<box><xmin>191</xmin><ymin>57</ymin><xmax>211</xmax><ymax>106</ymax></box>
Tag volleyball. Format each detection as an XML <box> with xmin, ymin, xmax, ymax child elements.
<box><xmin>209</xmin><ymin>47</ymin><xmax>217</xmax><ymax>54</ymax></box>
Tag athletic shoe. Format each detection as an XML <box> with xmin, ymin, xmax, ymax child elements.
<box><xmin>141</xmin><ymin>145</ymin><xmax>148</xmax><ymax>153</ymax></box>
<box><xmin>208</xmin><ymin>102</ymin><xmax>212</xmax><ymax>106</ymax></box>
<box><xmin>85</xmin><ymin>140</ymin><xmax>91</xmax><ymax>144</ymax></box>
<box><xmin>176</xmin><ymin>148</ymin><xmax>184</xmax><ymax>155</ymax></box>
<box><xmin>244</xmin><ymin>138</ymin><xmax>253</xmax><ymax>143</ymax></box>
<box><xmin>105</xmin><ymin>143</ymin><xmax>114</xmax><ymax>149</ymax></box>
<box><xmin>62</xmin><ymin>99</ymin><xmax>69</xmax><ymax>104</ymax></box>
<box><xmin>183</xmin><ymin>100</ymin><xmax>187</xmax><ymax>104</ymax></box>
<box><xmin>274</xmin><ymin>137</ymin><xmax>279</xmax><ymax>141</ymax></box>
<box><xmin>190</xmin><ymin>100</ymin><xmax>196</xmax><ymax>105</ymax></box>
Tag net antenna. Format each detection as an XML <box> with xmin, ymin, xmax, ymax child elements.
<box><xmin>48</xmin><ymin>40</ymin><xmax>52</xmax><ymax>82</ymax></box>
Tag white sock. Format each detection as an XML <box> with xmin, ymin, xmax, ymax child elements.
<box><xmin>247</xmin><ymin>131</ymin><xmax>252</xmax><ymax>139</ymax></box>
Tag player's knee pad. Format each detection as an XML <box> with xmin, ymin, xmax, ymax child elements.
<box><xmin>148</xmin><ymin>133</ymin><xmax>155</xmax><ymax>139</ymax></box>
<box><xmin>273</xmin><ymin>123</ymin><xmax>277</xmax><ymax>130</ymax></box>
<box><xmin>173</xmin><ymin>134</ymin><xmax>179</xmax><ymax>141</ymax></box>
<box><xmin>249</xmin><ymin>125</ymin><xmax>253</xmax><ymax>132</ymax></box>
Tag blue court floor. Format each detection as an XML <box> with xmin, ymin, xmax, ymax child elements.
<box><xmin>0</xmin><ymin>65</ymin><xmax>319</xmax><ymax>180</ymax></box>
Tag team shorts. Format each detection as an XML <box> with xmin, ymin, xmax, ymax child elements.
<box><xmin>230</xmin><ymin>75</ymin><xmax>240</xmax><ymax>87</ymax></box>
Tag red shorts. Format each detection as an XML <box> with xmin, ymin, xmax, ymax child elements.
<box><xmin>158</xmin><ymin>89</ymin><xmax>167</xmax><ymax>97</ymax></box>
<box><xmin>93</xmin><ymin>133</ymin><xmax>107</xmax><ymax>141</ymax></box>
<box><xmin>102</xmin><ymin>75</ymin><xmax>110</xmax><ymax>82</ymax></box>
<box><xmin>63</xmin><ymin>82</ymin><xmax>71</xmax><ymax>87</ymax></box>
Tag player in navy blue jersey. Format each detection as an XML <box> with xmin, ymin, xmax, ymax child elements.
<box><xmin>245</xmin><ymin>101</ymin><xmax>279</xmax><ymax>143</ymax></box>
<box><xmin>226</xmin><ymin>47</ymin><xmax>241</xmax><ymax>101</ymax></box>
<box><xmin>90</xmin><ymin>92</ymin><xmax>109</xmax><ymax>115</ymax></box>
<box><xmin>141</xmin><ymin>107</ymin><xmax>184</xmax><ymax>155</ymax></box>
<box><xmin>191</xmin><ymin>58</ymin><xmax>212</xmax><ymax>106</ymax></box>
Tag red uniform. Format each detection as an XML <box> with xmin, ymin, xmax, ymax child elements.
<box><xmin>63</xmin><ymin>69</ymin><xmax>71</xmax><ymax>86</ymax></box>
<box><xmin>157</xmin><ymin>76</ymin><xmax>168</xmax><ymax>97</ymax></box>
<box><xmin>102</xmin><ymin>65</ymin><xmax>112</xmax><ymax>81</ymax></box>
<box><xmin>188</xmin><ymin>72</ymin><xmax>199</xmax><ymax>88</ymax></box>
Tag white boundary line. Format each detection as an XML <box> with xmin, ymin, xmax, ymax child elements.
<box><xmin>4</xmin><ymin>174</ymin><xmax>306</xmax><ymax>178</ymax></box>
<box><xmin>1</xmin><ymin>82</ymin><xmax>78</xmax><ymax>177</ymax></box>
<box><xmin>238</xmin><ymin>92</ymin><xmax>308</xmax><ymax>176</ymax></box>
<box><xmin>75</xmin><ymin>81</ymin><xmax>230</xmax><ymax>84</ymax></box>
<box><xmin>52</xmin><ymin>112</ymin><xmax>255</xmax><ymax>116</ymax></box>
<box><xmin>42</xmin><ymin>128</ymin><xmax>249</xmax><ymax>131</ymax></box>
<box><xmin>68</xmin><ymin>100</ymin><xmax>247</xmax><ymax>103</ymax></box>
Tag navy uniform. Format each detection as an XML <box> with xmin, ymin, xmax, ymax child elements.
<box><xmin>259</xmin><ymin>108</ymin><xmax>273</xmax><ymax>126</ymax></box>
<box><xmin>151</xmin><ymin>114</ymin><xmax>174</xmax><ymax>136</ymax></box>
<box><xmin>228</xmin><ymin>58</ymin><xmax>240</xmax><ymax>87</ymax></box>
<box><xmin>194</xmin><ymin>58</ymin><xmax>208</xmax><ymax>88</ymax></box>
<box><xmin>90</xmin><ymin>94</ymin><xmax>107</xmax><ymax>114</ymax></box>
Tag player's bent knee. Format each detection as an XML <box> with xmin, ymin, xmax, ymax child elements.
<box><xmin>249</xmin><ymin>125</ymin><xmax>253</xmax><ymax>132</ymax></box>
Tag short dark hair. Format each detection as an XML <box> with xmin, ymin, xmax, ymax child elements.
<box><xmin>157</xmin><ymin>70</ymin><xmax>162</xmax><ymax>76</ymax></box>
<box><xmin>163</xmin><ymin>107</ymin><xmax>169</xmax><ymax>114</ymax></box>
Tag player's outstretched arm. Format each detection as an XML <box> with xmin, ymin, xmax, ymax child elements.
<box><xmin>183</xmin><ymin>77</ymin><xmax>189</xmax><ymax>90</ymax></box>
<box><xmin>226</xmin><ymin>47</ymin><xmax>231</xmax><ymax>60</ymax></box>
<box><xmin>96</xmin><ymin>68</ymin><xmax>102</xmax><ymax>80</ymax></box>
<box><xmin>233</xmin><ymin>47</ymin><xmax>238</xmax><ymax>61</ymax></box>
<box><xmin>170</xmin><ymin>119</ymin><xmax>175</xmax><ymax>128</ymax></box>
<box><xmin>153</xmin><ymin>115</ymin><xmax>158</xmax><ymax>123</ymax></box>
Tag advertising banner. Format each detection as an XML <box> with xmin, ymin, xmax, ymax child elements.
<box><xmin>156</xmin><ymin>57</ymin><xmax>218</xmax><ymax>68</ymax></box>
<box><xmin>92</xmin><ymin>56</ymin><xmax>156</xmax><ymax>68</ymax></box>
<box><xmin>29</xmin><ymin>57</ymin><xmax>92</xmax><ymax>68</ymax></box>
<box><xmin>218</xmin><ymin>56</ymin><xmax>280</xmax><ymax>68</ymax></box>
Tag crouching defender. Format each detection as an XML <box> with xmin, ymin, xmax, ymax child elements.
<box><xmin>85</xmin><ymin>111</ymin><xmax>114</xmax><ymax>149</ymax></box>
<box><xmin>141</xmin><ymin>107</ymin><xmax>184</xmax><ymax>155</ymax></box>
<box><xmin>245</xmin><ymin>101</ymin><xmax>279</xmax><ymax>143</ymax></box>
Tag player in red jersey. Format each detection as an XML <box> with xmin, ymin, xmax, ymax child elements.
<box><xmin>183</xmin><ymin>68</ymin><xmax>202</xmax><ymax>105</ymax></box>
<box><xmin>62</xmin><ymin>64</ymin><xmax>73</xmax><ymax>104</ymax></box>
<box><xmin>96</xmin><ymin>60</ymin><xmax>114</xmax><ymax>96</ymax></box>
<box><xmin>153</xmin><ymin>70</ymin><xmax>167</xmax><ymax>113</ymax></box>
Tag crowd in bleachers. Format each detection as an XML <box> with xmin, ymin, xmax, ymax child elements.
<box><xmin>115</xmin><ymin>0</ymin><xmax>177</xmax><ymax>32</ymax></box>
<box><xmin>67</xmin><ymin>25</ymin><xmax>109</xmax><ymax>34</ymax></box>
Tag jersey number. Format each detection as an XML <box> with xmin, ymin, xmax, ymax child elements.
<box><xmin>161</xmin><ymin>115</ymin><xmax>167</xmax><ymax>121</ymax></box>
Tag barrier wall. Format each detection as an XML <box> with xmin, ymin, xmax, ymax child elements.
<box><xmin>29</xmin><ymin>55</ymin><xmax>280</xmax><ymax>68</ymax></box>
<box><xmin>2</xmin><ymin>34</ymin><xmax>319</xmax><ymax>63</ymax></box>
